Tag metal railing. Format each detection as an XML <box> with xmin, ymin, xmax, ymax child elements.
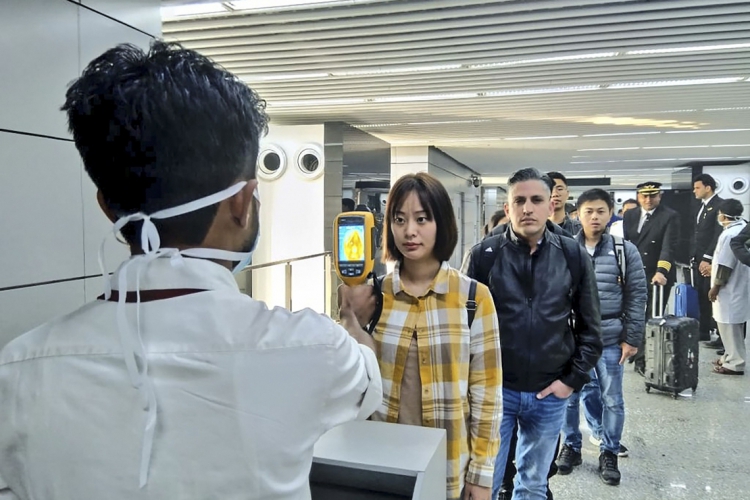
<box><xmin>236</xmin><ymin>252</ymin><xmax>333</xmax><ymax>316</ymax></box>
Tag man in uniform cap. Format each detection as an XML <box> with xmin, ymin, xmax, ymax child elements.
<box><xmin>622</xmin><ymin>181</ymin><xmax>680</xmax><ymax>375</ymax></box>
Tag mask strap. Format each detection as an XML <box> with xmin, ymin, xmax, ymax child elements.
<box><xmin>97</xmin><ymin>181</ymin><xmax>250</xmax><ymax>488</ymax></box>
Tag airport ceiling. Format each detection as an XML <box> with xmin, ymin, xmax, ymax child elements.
<box><xmin>162</xmin><ymin>0</ymin><xmax>750</xmax><ymax>188</ymax></box>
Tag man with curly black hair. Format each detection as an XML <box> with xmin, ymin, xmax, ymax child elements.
<box><xmin>0</xmin><ymin>41</ymin><xmax>381</xmax><ymax>499</ymax></box>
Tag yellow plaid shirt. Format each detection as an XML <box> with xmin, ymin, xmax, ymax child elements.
<box><xmin>371</xmin><ymin>261</ymin><xmax>502</xmax><ymax>499</ymax></box>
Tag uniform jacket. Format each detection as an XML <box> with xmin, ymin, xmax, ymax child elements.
<box><xmin>692</xmin><ymin>195</ymin><xmax>723</xmax><ymax>263</ymax></box>
<box><xmin>623</xmin><ymin>203</ymin><xmax>680</xmax><ymax>280</ymax></box>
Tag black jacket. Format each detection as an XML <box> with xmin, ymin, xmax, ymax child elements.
<box><xmin>731</xmin><ymin>222</ymin><xmax>750</xmax><ymax>267</ymax></box>
<box><xmin>623</xmin><ymin>204</ymin><xmax>680</xmax><ymax>280</ymax></box>
<box><xmin>692</xmin><ymin>195</ymin><xmax>723</xmax><ymax>263</ymax></box>
<box><xmin>466</xmin><ymin>226</ymin><xmax>602</xmax><ymax>393</ymax></box>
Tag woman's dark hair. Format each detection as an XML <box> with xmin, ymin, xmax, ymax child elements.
<box><xmin>62</xmin><ymin>40</ymin><xmax>268</xmax><ymax>247</ymax></box>
<box><xmin>383</xmin><ymin>173</ymin><xmax>458</xmax><ymax>263</ymax></box>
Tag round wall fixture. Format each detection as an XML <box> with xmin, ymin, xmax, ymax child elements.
<box><xmin>295</xmin><ymin>145</ymin><xmax>324</xmax><ymax>180</ymax></box>
<box><xmin>715</xmin><ymin>178</ymin><xmax>724</xmax><ymax>194</ymax></box>
<box><xmin>729</xmin><ymin>176</ymin><xmax>749</xmax><ymax>195</ymax></box>
<box><xmin>257</xmin><ymin>144</ymin><xmax>286</xmax><ymax>181</ymax></box>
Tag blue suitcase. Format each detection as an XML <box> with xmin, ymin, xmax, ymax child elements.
<box><xmin>673</xmin><ymin>283</ymin><xmax>700</xmax><ymax>320</ymax></box>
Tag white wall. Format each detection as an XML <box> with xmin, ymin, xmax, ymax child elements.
<box><xmin>0</xmin><ymin>0</ymin><xmax>160</xmax><ymax>348</ymax></box>
<box><xmin>703</xmin><ymin>164</ymin><xmax>750</xmax><ymax>218</ymax></box>
<box><xmin>250</xmin><ymin>125</ymin><xmax>328</xmax><ymax>313</ymax></box>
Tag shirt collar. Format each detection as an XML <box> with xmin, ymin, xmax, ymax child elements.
<box><xmin>392</xmin><ymin>260</ymin><xmax>451</xmax><ymax>297</ymax></box>
<box><xmin>109</xmin><ymin>256</ymin><xmax>240</xmax><ymax>293</ymax></box>
<box><xmin>508</xmin><ymin>223</ymin><xmax>545</xmax><ymax>247</ymax></box>
<box><xmin>704</xmin><ymin>193</ymin><xmax>717</xmax><ymax>206</ymax></box>
<box><xmin>641</xmin><ymin>207</ymin><xmax>655</xmax><ymax>217</ymax></box>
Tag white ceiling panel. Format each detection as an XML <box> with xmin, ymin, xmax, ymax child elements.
<box><xmin>162</xmin><ymin>0</ymin><xmax>750</xmax><ymax>187</ymax></box>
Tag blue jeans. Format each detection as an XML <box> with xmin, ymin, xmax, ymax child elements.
<box><xmin>492</xmin><ymin>388</ymin><xmax>568</xmax><ymax>500</ymax></box>
<box><xmin>562</xmin><ymin>345</ymin><xmax>625</xmax><ymax>455</ymax></box>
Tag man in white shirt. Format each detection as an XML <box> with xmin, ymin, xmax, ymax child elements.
<box><xmin>0</xmin><ymin>41</ymin><xmax>382</xmax><ymax>500</ymax></box>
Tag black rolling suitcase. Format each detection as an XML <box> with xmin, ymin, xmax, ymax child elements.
<box><xmin>644</xmin><ymin>285</ymin><xmax>700</xmax><ymax>398</ymax></box>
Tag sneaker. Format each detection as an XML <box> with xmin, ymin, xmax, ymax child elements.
<box><xmin>618</xmin><ymin>444</ymin><xmax>629</xmax><ymax>458</ymax></box>
<box><xmin>556</xmin><ymin>444</ymin><xmax>582</xmax><ymax>475</ymax></box>
<box><xmin>598</xmin><ymin>451</ymin><xmax>621</xmax><ymax>486</ymax></box>
<box><xmin>703</xmin><ymin>338</ymin><xmax>723</xmax><ymax>349</ymax></box>
<box><xmin>589</xmin><ymin>435</ymin><xmax>602</xmax><ymax>446</ymax></box>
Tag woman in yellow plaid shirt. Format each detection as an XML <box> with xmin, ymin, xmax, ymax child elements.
<box><xmin>366</xmin><ymin>172</ymin><xmax>502</xmax><ymax>500</ymax></box>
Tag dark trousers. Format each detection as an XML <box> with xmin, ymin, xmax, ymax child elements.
<box><xmin>633</xmin><ymin>281</ymin><xmax>673</xmax><ymax>372</ymax></box>
<box><xmin>692</xmin><ymin>267</ymin><xmax>716</xmax><ymax>340</ymax></box>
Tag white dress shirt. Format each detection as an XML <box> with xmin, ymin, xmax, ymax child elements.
<box><xmin>696</xmin><ymin>193</ymin><xmax>717</xmax><ymax>223</ymax></box>
<box><xmin>0</xmin><ymin>258</ymin><xmax>382</xmax><ymax>500</ymax></box>
<box><xmin>637</xmin><ymin>208</ymin><xmax>654</xmax><ymax>233</ymax></box>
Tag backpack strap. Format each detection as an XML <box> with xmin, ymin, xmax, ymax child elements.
<box><xmin>366</xmin><ymin>275</ymin><xmax>480</xmax><ymax>333</ymax></box>
<box><xmin>466</xmin><ymin>279</ymin><xmax>478</xmax><ymax>328</ymax></box>
<box><xmin>559</xmin><ymin>236</ymin><xmax>582</xmax><ymax>295</ymax></box>
<box><xmin>612</xmin><ymin>235</ymin><xmax>627</xmax><ymax>286</ymax></box>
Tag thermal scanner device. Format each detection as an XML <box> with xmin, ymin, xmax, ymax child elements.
<box><xmin>334</xmin><ymin>211</ymin><xmax>376</xmax><ymax>286</ymax></box>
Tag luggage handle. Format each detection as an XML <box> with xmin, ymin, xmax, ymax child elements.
<box><xmin>651</xmin><ymin>284</ymin><xmax>665</xmax><ymax>318</ymax></box>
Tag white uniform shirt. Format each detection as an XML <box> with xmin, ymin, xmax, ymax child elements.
<box><xmin>711</xmin><ymin>221</ymin><xmax>750</xmax><ymax>325</ymax></box>
<box><xmin>0</xmin><ymin>258</ymin><xmax>382</xmax><ymax>500</ymax></box>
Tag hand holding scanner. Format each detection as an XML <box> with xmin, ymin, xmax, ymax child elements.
<box><xmin>334</xmin><ymin>211</ymin><xmax>376</xmax><ymax>286</ymax></box>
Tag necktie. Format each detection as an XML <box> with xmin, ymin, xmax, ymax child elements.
<box><xmin>639</xmin><ymin>212</ymin><xmax>651</xmax><ymax>233</ymax></box>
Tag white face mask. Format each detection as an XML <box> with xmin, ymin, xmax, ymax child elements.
<box><xmin>97</xmin><ymin>180</ymin><xmax>260</xmax><ymax>488</ymax></box>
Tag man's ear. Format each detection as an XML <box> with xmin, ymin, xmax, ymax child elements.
<box><xmin>97</xmin><ymin>190</ymin><xmax>117</xmax><ymax>223</ymax></box>
<box><xmin>228</xmin><ymin>179</ymin><xmax>258</xmax><ymax>229</ymax></box>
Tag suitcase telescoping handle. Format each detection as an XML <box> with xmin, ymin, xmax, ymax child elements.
<box><xmin>651</xmin><ymin>283</ymin><xmax>665</xmax><ymax>318</ymax></box>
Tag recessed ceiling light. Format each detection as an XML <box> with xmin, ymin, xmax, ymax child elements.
<box><xmin>270</xmin><ymin>97</ymin><xmax>368</xmax><ymax>107</ymax></box>
<box><xmin>504</xmin><ymin>135</ymin><xmax>579</xmax><ymax>141</ymax></box>
<box><xmin>626</xmin><ymin>43</ymin><xmax>750</xmax><ymax>55</ymax></box>
<box><xmin>333</xmin><ymin>64</ymin><xmax>462</xmax><ymax>77</ymax></box>
<box><xmin>470</xmin><ymin>52</ymin><xmax>618</xmax><ymax>69</ymax></box>
<box><xmin>485</xmin><ymin>85</ymin><xmax>600</xmax><ymax>96</ymax></box>
<box><xmin>577</xmin><ymin>147</ymin><xmax>642</xmax><ymax>151</ymax></box>
<box><xmin>371</xmin><ymin>93</ymin><xmax>477</xmax><ymax>103</ymax></box>
<box><xmin>608</xmin><ymin>77</ymin><xmax>744</xmax><ymax>89</ymax></box>
<box><xmin>665</xmin><ymin>128</ymin><xmax>750</xmax><ymax>134</ymax></box>
<box><xmin>642</xmin><ymin>145</ymin><xmax>711</xmax><ymax>150</ymax></box>
<box><xmin>582</xmin><ymin>132</ymin><xmax>662</xmax><ymax>137</ymax></box>
<box><xmin>248</xmin><ymin>72</ymin><xmax>330</xmax><ymax>82</ymax></box>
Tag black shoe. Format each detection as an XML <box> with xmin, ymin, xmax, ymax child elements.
<box><xmin>599</xmin><ymin>451</ymin><xmax>621</xmax><ymax>486</ymax></box>
<box><xmin>556</xmin><ymin>444</ymin><xmax>582</xmax><ymax>475</ymax></box>
<box><xmin>618</xmin><ymin>444</ymin><xmax>629</xmax><ymax>458</ymax></box>
<box><xmin>546</xmin><ymin>486</ymin><xmax>554</xmax><ymax>500</ymax></box>
<box><xmin>497</xmin><ymin>488</ymin><xmax>512</xmax><ymax>500</ymax></box>
<box><xmin>703</xmin><ymin>338</ymin><xmax>723</xmax><ymax>349</ymax></box>
<box><xmin>717</xmin><ymin>349</ymin><xmax>725</xmax><ymax>356</ymax></box>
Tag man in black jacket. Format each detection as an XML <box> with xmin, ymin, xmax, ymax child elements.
<box><xmin>466</xmin><ymin>168</ymin><xmax>602</xmax><ymax>500</ymax></box>
<box><xmin>691</xmin><ymin>174</ymin><xmax>723</xmax><ymax>343</ymax></box>
<box><xmin>731</xmin><ymin>222</ymin><xmax>750</xmax><ymax>267</ymax></box>
<box><xmin>548</xmin><ymin>171</ymin><xmax>582</xmax><ymax>236</ymax></box>
<box><xmin>623</xmin><ymin>181</ymin><xmax>680</xmax><ymax>374</ymax></box>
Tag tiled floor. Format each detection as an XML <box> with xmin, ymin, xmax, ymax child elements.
<box><xmin>551</xmin><ymin>342</ymin><xmax>750</xmax><ymax>500</ymax></box>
